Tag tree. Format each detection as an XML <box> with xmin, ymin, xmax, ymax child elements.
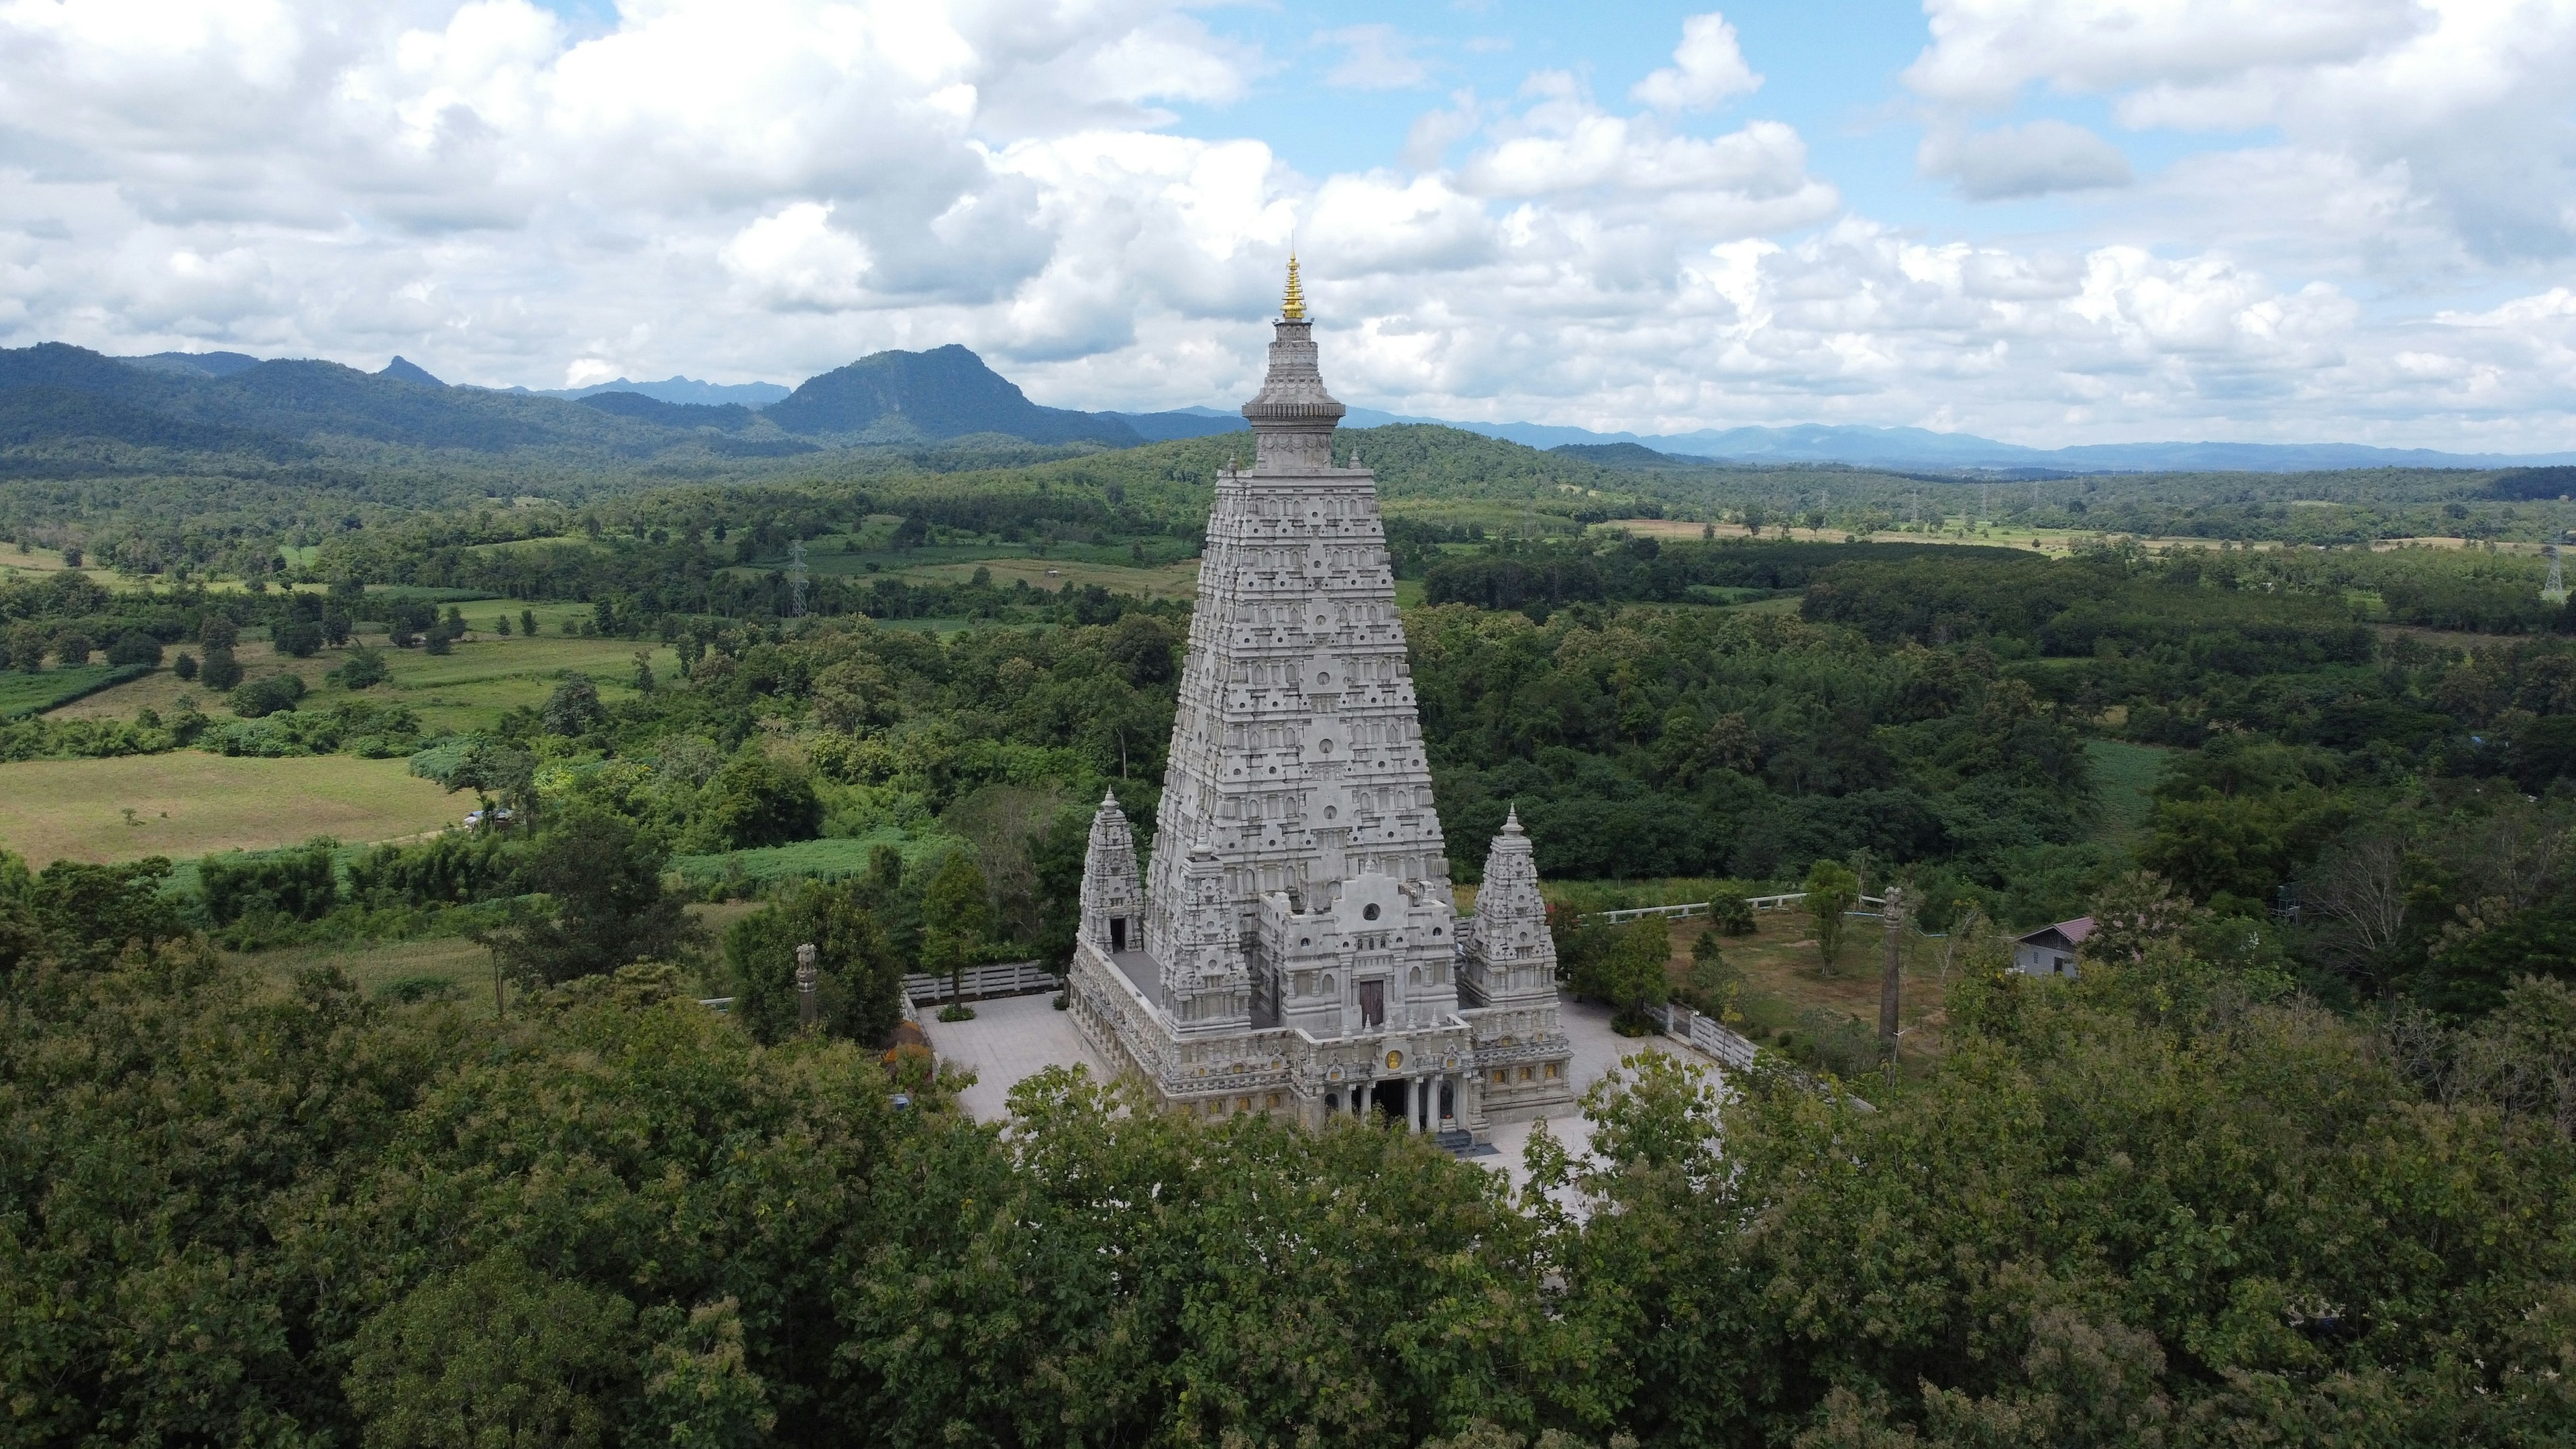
<box><xmin>1575</xmin><ymin>918</ymin><xmax>1671</xmax><ymax>1034</ymax></box>
<box><xmin>28</xmin><ymin>857</ymin><xmax>184</xmax><ymax>965</ymax></box>
<box><xmin>172</xmin><ymin>650</ymin><xmax>199</xmax><ymax>681</ymax></box>
<box><xmin>4</xmin><ymin>622</ymin><xmax>43</xmax><ymax>672</ymax></box>
<box><xmin>329</xmin><ymin>645</ymin><xmax>390</xmax><ymax>689</ymax></box>
<box><xmin>346</xmin><ymin>1255</ymin><xmax>639</xmax><ymax>1449</ymax></box>
<box><xmin>199</xmin><ymin>839</ymin><xmax>339</xmax><ymax>925</ymax></box>
<box><xmin>274</xmin><ymin>619</ymin><xmax>323</xmax><ymax>657</ymax></box>
<box><xmin>689</xmin><ymin>747</ymin><xmax>821</xmax><ymax>851</ymax></box>
<box><xmin>474</xmin><ymin>803</ymin><xmax>692</xmax><ymax>987</ymax></box>
<box><xmin>105</xmin><ymin>629</ymin><xmax>162</xmax><ymax>667</ymax></box>
<box><xmin>920</xmin><ymin>852</ymin><xmax>991</xmax><ymax>1015</ymax></box>
<box><xmin>52</xmin><ymin>631</ymin><xmax>92</xmax><ymax>665</ymax></box>
<box><xmin>200</xmin><ymin>645</ymin><xmax>244</xmax><ymax>691</ymax></box>
<box><xmin>1804</xmin><ymin>858</ymin><xmax>1860</xmax><ymax>975</ymax></box>
<box><xmin>543</xmin><ymin>672</ymin><xmax>607</xmax><ymax>735</ymax></box>
<box><xmin>1684</xmin><ymin>928</ymin><xmax>1738</xmax><ymax>1019</ymax></box>
<box><xmin>722</xmin><ymin>877</ymin><xmax>904</xmax><ymax>1044</ymax></box>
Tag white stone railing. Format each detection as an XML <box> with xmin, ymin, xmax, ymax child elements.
<box><xmin>906</xmin><ymin>959</ymin><xmax>1059</xmax><ymax>1004</ymax></box>
<box><xmin>1593</xmin><ymin>892</ymin><xmax>1886</xmax><ymax>924</ymax></box>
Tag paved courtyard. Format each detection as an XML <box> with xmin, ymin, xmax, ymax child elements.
<box><xmin>916</xmin><ymin>991</ymin><xmax>1114</xmax><ymax>1122</ymax></box>
<box><xmin>919</xmin><ymin>990</ymin><xmax>1732</xmax><ymax>1187</ymax></box>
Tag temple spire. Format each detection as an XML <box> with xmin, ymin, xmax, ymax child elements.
<box><xmin>1281</xmin><ymin>252</ymin><xmax>1306</xmax><ymax>320</ymax></box>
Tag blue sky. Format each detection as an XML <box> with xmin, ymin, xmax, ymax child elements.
<box><xmin>3</xmin><ymin>1</ymin><xmax>2572</xmax><ymax>448</ymax></box>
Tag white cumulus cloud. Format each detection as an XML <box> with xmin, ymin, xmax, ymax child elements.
<box><xmin>1631</xmin><ymin>12</ymin><xmax>1762</xmax><ymax>111</ymax></box>
<box><xmin>1920</xmin><ymin>120</ymin><xmax>2134</xmax><ymax>199</ymax></box>
<box><xmin>0</xmin><ymin>2</ymin><xmax>2562</xmax><ymax>450</ymax></box>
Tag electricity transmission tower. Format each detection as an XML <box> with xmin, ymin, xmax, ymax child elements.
<box><xmin>788</xmin><ymin>538</ymin><xmax>809</xmax><ymax>618</ymax></box>
<box><xmin>2547</xmin><ymin>541</ymin><xmax>2568</xmax><ymax>604</ymax></box>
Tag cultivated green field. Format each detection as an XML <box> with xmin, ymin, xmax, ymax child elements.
<box><xmin>0</xmin><ymin>753</ymin><xmax>457</xmax><ymax>866</ymax></box>
<box><xmin>0</xmin><ymin>661</ymin><xmax>148</xmax><ymax>718</ymax></box>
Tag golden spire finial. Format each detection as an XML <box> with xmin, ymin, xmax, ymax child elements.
<box><xmin>1281</xmin><ymin>251</ymin><xmax>1306</xmax><ymax>321</ymax></box>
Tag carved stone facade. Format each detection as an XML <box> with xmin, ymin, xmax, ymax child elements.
<box><xmin>1066</xmin><ymin>265</ymin><xmax>1576</xmax><ymax>1140</ymax></box>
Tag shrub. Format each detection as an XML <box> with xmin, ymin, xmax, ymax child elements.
<box><xmin>331</xmin><ymin>645</ymin><xmax>390</xmax><ymax>689</ymax></box>
<box><xmin>1707</xmin><ymin>887</ymin><xmax>1755</xmax><ymax>935</ymax></box>
<box><xmin>199</xmin><ymin>839</ymin><xmax>340</xmax><ymax>925</ymax></box>
<box><xmin>228</xmin><ymin>673</ymin><xmax>308</xmax><ymax>719</ymax></box>
<box><xmin>376</xmin><ymin>973</ymin><xmax>460</xmax><ymax>1004</ymax></box>
<box><xmin>105</xmin><ymin>631</ymin><xmax>163</xmax><ymax>668</ymax></box>
<box><xmin>350</xmin><ymin>830</ymin><xmax>523</xmax><ymax>910</ymax></box>
<box><xmin>200</xmin><ymin>647</ymin><xmax>244</xmax><ymax>691</ymax></box>
<box><xmin>275</xmin><ymin>619</ymin><xmax>323</xmax><ymax>658</ymax></box>
<box><xmin>173</xmin><ymin>651</ymin><xmax>199</xmax><ymax>681</ymax></box>
<box><xmin>51</xmin><ymin>632</ymin><xmax>92</xmax><ymax>666</ymax></box>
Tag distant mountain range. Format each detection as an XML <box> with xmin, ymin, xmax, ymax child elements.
<box><xmin>9</xmin><ymin>341</ymin><xmax>2563</xmax><ymax>474</ymax></box>
<box><xmin>492</xmin><ymin>375</ymin><xmax>794</xmax><ymax>409</ymax></box>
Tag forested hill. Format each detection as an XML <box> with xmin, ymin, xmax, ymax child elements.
<box><xmin>0</xmin><ymin>340</ymin><xmax>1218</xmax><ymax>477</ymax></box>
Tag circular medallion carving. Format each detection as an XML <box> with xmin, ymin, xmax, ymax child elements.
<box><xmin>1385</xmin><ymin>1050</ymin><xmax>1403</xmax><ymax>1071</ymax></box>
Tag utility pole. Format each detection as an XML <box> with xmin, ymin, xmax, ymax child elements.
<box><xmin>796</xmin><ymin>943</ymin><xmax>820</xmax><ymax>1030</ymax></box>
<box><xmin>1878</xmin><ymin>884</ymin><xmax>1906</xmax><ymax>1054</ymax></box>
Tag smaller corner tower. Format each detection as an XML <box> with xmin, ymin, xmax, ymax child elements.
<box><xmin>1165</xmin><ymin>845</ymin><xmax>1253</xmax><ymax>1034</ymax></box>
<box><xmin>1462</xmin><ymin>807</ymin><xmax>1557</xmax><ymax>1010</ymax></box>
<box><xmin>1079</xmin><ymin>790</ymin><xmax>1142</xmax><ymax>955</ymax></box>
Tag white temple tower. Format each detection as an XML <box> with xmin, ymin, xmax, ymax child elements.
<box><xmin>1067</xmin><ymin>258</ymin><xmax>1575</xmax><ymax>1138</ymax></box>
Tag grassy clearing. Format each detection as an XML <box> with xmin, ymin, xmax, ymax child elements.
<box><xmin>670</xmin><ymin>828</ymin><xmax>973</xmax><ymax>891</ymax></box>
<box><xmin>0</xmin><ymin>547</ymin><xmax>122</xmax><ymax>588</ymax></box>
<box><xmin>2086</xmin><ymin>739</ymin><xmax>2174</xmax><ymax>849</ymax></box>
<box><xmin>0</xmin><ymin>753</ymin><xmax>457</xmax><ymax>867</ymax></box>
<box><xmin>890</xmin><ymin>556</ymin><xmax>1202</xmax><ymax>600</ymax></box>
<box><xmin>242</xmin><ymin>936</ymin><xmax>502</xmax><ymax>1014</ymax></box>
<box><xmin>46</xmin><ymin>626</ymin><xmax>680</xmax><ymax>735</ymax></box>
<box><xmin>1521</xmin><ymin>876</ymin><xmax>1960</xmax><ymax>1071</ymax></box>
<box><xmin>1660</xmin><ymin>906</ymin><xmax>1960</xmax><ymax>1069</ymax></box>
<box><xmin>236</xmin><ymin>900</ymin><xmax>757</xmax><ymax>1018</ymax></box>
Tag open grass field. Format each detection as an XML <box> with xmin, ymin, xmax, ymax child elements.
<box><xmin>0</xmin><ymin>753</ymin><xmax>457</xmax><ymax>866</ymax></box>
<box><xmin>44</xmin><ymin>638</ymin><xmax>319</xmax><ymax>720</ymax></box>
<box><xmin>891</xmin><ymin>556</ymin><xmax>1202</xmax><ymax>600</ymax></box>
<box><xmin>47</xmin><ymin>627</ymin><xmax>680</xmax><ymax>735</ymax></box>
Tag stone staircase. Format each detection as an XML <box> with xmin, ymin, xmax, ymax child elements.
<box><xmin>1435</xmin><ymin>1127</ymin><xmax>1491</xmax><ymax>1157</ymax></box>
